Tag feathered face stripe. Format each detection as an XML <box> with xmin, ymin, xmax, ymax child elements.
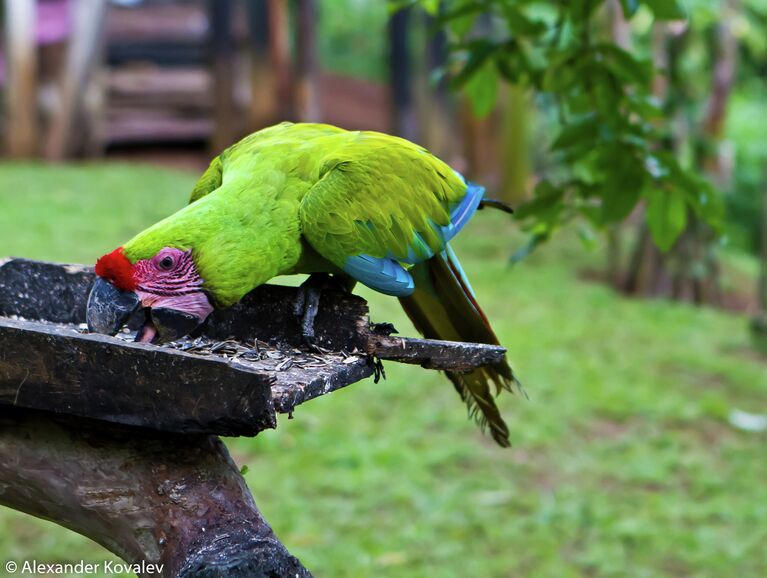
<box><xmin>133</xmin><ymin>248</ymin><xmax>205</xmax><ymax>296</ymax></box>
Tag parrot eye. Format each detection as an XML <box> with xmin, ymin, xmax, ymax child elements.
<box><xmin>159</xmin><ymin>256</ymin><xmax>174</xmax><ymax>270</ymax></box>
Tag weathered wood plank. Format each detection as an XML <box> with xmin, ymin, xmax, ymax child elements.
<box><xmin>0</xmin><ymin>258</ymin><xmax>505</xmax><ymax>435</ymax></box>
<box><xmin>0</xmin><ymin>316</ymin><xmax>277</xmax><ymax>435</ymax></box>
<box><xmin>0</xmin><ymin>258</ymin><xmax>375</xmax><ymax>435</ymax></box>
<box><xmin>0</xmin><ymin>258</ymin><xmax>371</xmax><ymax>350</ymax></box>
<box><xmin>370</xmin><ymin>335</ymin><xmax>506</xmax><ymax>371</ymax></box>
<box><xmin>0</xmin><ymin>259</ymin><xmax>94</xmax><ymax>323</ymax></box>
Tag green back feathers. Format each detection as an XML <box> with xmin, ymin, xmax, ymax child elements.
<box><xmin>299</xmin><ymin>131</ymin><xmax>466</xmax><ymax>268</ymax></box>
<box><xmin>122</xmin><ymin>122</ymin><xmax>468</xmax><ymax>305</ymax></box>
<box><xmin>116</xmin><ymin>122</ymin><xmax>515</xmax><ymax>444</ymax></box>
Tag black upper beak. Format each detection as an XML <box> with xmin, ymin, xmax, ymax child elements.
<box><xmin>86</xmin><ymin>277</ymin><xmax>140</xmax><ymax>335</ymax></box>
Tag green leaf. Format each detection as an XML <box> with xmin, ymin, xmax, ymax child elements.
<box><xmin>569</xmin><ymin>0</ymin><xmax>601</xmax><ymax>20</ymax></box>
<box><xmin>464</xmin><ymin>62</ymin><xmax>498</xmax><ymax>117</ymax></box>
<box><xmin>420</xmin><ymin>0</ymin><xmax>441</xmax><ymax>16</ymax></box>
<box><xmin>495</xmin><ymin>55</ymin><xmax>521</xmax><ymax>83</ymax></box>
<box><xmin>577</xmin><ymin>223</ymin><xmax>597</xmax><ymax>249</ymax></box>
<box><xmin>514</xmin><ymin>180</ymin><xmax>564</xmax><ymax>220</ymax></box>
<box><xmin>619</xmin><ymin>0</ymin><xmax>641</xmax><ymax>17</ymax></box>
<box><xmin>551</xmin><ymin>114</ymin><xmax>600</xmax><ymax>151</ymax></box>
<box><xmin>601</xmin><ymin>179</ymin><xmax>643</xmax><ymax>223</ymax></box>
<box><xmin>387</xmin><ymin>0</ymin><xmax>416</xmax><ymax>15</ymax></box>
<box><xmin>440</xmin><ymin>1</ymin><xmax>486</xmax><ymax>37</ymax></box>
<box><xmin>541</xmin><ymin>47</ymin><xmax>582</xmax><ymax>92</ymax></box>
<box><xmin>627</xmin><ymin>94</ymin><xmax>663</xmax><ymax>119</ymax></box>
<box><xmin>645</xmin><ymin>188</ymin><xmax>688</xmax><ymax>251</ymax></box>
<box><xmin>500</xmin><ymin>5</ymin><xmax>547</xmax><ymax>36</ymax></box>
<box><xmin>450</xmin><ymin>39</ymin><xmax>497</xmax><ymax>89</ymax></box>
<box><xmin>434</xmin><ymin>1</ymin><xmax>486</xmax><ymax>25</ymax></box>
<box><xmin>598</xmin><ymin>44</ymin><xmax>653</xmax><ymax>85</ymax></box>
<box><xmin>643</xmin><ymin>0</ymin><xmax>687</xmax><ymax>20</ymax></box>
<box><xmin>509</xmin><ymin>233</ymin><xmax>547</xmax><ymax>265</ymax></box>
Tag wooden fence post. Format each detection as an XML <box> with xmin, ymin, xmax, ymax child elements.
<box><xmin>208</xmin><ymin>0</ymin><xmax>236</xmax><ymax>153</ymax></box>
<box><xmin>44</xmin><ymin>0</ymin><xmax>108</xmax><ymax>161</ymax></box>
<box><xmin>4</xmin><ymin>0</ymin><xmax>38</xmax><ymax>158</ymax></box>
<box><xmin>294</xmin><ymin>0</ymin><xmax>320</xmax><ymax>122</ymax></box>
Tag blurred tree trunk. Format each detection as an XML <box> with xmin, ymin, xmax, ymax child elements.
<box><xmin>624</xmin><ymin>0</ymin><xmax>736</xmax><ymax>305</ymax></box>
<box><xmin>389</xmin><ymin>7</ymin><xmax>417</xmax><ymax>141</ymax></box>
<box><xmin>44</xmin><ymin>0</ymin><xmax>107</xmax><ymax>160</ymax></box>
<box><xmin>416</xmin><ymin>9</ymin><xmax>456</xmax><ymax>161</ymax></box>
<box><xmin>749</xmin><ymin>163</ymin><xmax>767</xmax><ymax>349</ymax></box>
<box><xmin>246</xmin><ymin>0</ymin><xmax>278</xmax><ymax>129</ymax></box>
<box><xmin>499</xmin><ymin>85</ymin><xmax>530</xmax><ymax>205</ymax></box>
<box><xmin>458</xmin><ymin>14</ymin><xmax>500</xmax><ymax>185</ymax></box>
<box><xmin>4</xmin><ymin>0</ymin><xmax>38</xmax><ymax>158</ymax></box>
<box><xmin>624</xmin><ymin>23</ymin><xmax>672</xmax><ymax>297</ymax></box>
<box><xmin>759</xmin><ymin>166</ymin><xmax>767</xmax><ymax>312</ymax></box>
<box><xmin>605</xmin><ymin>0</ymin><xmax>631</xmax><ymax>287</ymax></box>
<box><xmin>294</xmin><ymin>0</ymin><xmax>320</xmax><ymax>122</ymax></box>
<box><xmin>679</xmin><ymin>0</ymin><xmax>737</xmax><ymax>305</ymax></box>
<box><xmin>268</xmin><ymin>0</ymin><xmax>294</xmax><ymax>121</ymax></box>
<box><xmin>460</xmin><ymin>97</ymin><xmax>505</xmax><ymax>187</ymax></box>
<box><xmin>208</xmin><ymin>0</ymin><xmax>236</xmax><ymax>153</ymax></box>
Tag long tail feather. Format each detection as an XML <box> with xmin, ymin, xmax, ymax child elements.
<box><xmin>399</xmin><ymin>246</ymin><xmax>517</xmax><ymax>447</ymax></box>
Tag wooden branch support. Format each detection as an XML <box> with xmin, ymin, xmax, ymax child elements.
<box><xmin>0</xmin><ymin>407</ymin><xmax>310</xmax><ymax>578</ymax></box>
<box><xmin>369</xmin><ymin>335</ymin><xmax>506</xmax><ymax>371</ymax></box>
<box><xmin>0</xmin><ymin>258</ymin><xmax>506</xmax><ymax>576</ymax></box>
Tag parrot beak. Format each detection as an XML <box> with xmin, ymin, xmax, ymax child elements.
<box><xmin>86</xmin><ymin>277</ymin><xmax>141</xmax><ymax>335</ymax></box>
<box><xmin>87</xmin><ymin>276</ymin><xmax>211</xmax><ymax>344</ymax></box>
<box><xmin>137</xmin><ymin>307</ymin><xmax>204</xmax><ymax>344</ymax></box>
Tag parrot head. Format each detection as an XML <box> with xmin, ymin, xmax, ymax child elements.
<box><xmin>87</xmin><ymin>246</ymin><xmax>214</xmax><ymax>344</ymax></box>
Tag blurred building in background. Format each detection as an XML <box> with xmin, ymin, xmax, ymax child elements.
<box><xmin>0</xmin><ymin>0</ymin><xmax>521</xmax><ymax>195</ymax></box>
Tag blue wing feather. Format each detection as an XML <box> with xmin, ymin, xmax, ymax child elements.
<box><xmin>343</xmin><ymin>173</ymin><xmax>483</xmax><ymax>296</ymax></box>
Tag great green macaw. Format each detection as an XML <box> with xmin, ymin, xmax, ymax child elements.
<box><xmin>87</xmin><ymin>122</ymin><xmax>517</xmax><ymax>446</ymax></box>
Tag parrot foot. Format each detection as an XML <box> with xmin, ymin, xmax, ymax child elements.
<box><xmin>372</xmin><ymin>357</ymin><xmax>386</xmax><ymax>383</ymax></box>
<box><xmin>293</xmin><ymin>273</ymin><xmax>350</xmax><ymax>353</ymax></box>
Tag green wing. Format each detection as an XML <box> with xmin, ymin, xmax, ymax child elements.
<box><xmin>299</xmin><ymin>135</ymin><xmax>468</xmax><ymax>282</ymax></box>
<box><xmin>189</xmin><ymin>156</ymin><xmax>223</xmax><ymax>204</ymax></box>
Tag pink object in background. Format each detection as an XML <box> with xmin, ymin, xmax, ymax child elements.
<box><xmin>37</xmin><ymin>0</ymin><xmax>72</xmax><ymax>45</ymax></box>
<box><xmin>0</xmin><ymin>0</ymin><xmax>72</xmax><ymax>85</ymax></box>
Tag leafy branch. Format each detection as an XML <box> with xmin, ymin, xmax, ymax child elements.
<box><xmin>395</xmin><ymin>0</ymin><xmax>722</xmax><ymax>251</ymax></box>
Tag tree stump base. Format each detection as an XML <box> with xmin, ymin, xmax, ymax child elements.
<box><xmin>0</xmin><ymin>258</ymin><xmax>506</xmax><ymax>577</ymax></box>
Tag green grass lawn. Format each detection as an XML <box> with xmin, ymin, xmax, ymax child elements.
<box><xmin>0</xmin><ymin>162</ymin><xmax>766</xmax><ymax>578</ymax></box>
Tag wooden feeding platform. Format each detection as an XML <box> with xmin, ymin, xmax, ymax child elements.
<box><xmin>0</xmin><ymin>258</ymin><xmax>506</xmax><ymax>577</ymax></box>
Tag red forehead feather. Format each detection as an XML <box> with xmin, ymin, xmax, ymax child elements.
<box><xmin>95</xmin><ymin>247</ymin><xmax>137</xmax><ymax>291</ymax></box>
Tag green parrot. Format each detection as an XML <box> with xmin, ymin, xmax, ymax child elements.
<box><xmin>87</xmin><ymin>122</ymin><xmax>517</xmax><ymax>446</ymax></box>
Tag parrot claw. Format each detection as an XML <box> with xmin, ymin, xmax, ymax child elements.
<box><xmin>372</xmin><ymin>357</ymin><xmax>386</xmax><ymax>383</ymax></box>
<box><xmin>293</xmin><ymin>282</ymin><xmax>319</xmax><ymax>339</ymax></box>
<box><xmin>293</xmin><ymin>273</ymin><xmax>349</xmax><ymax>352</ymax></box>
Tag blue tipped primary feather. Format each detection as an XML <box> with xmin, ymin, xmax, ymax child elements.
<box><xmin>385</xmin><ymin>174</ymin><xmax>485</xmax><ymax>265</ymax></box>
<box><xmin>443</xmin><ymin>178</ymin><xmax>485</xmax><ymax>241</ymax></box>
<box><xmin>344</xmin><ymin>174</ymin><xmax>483</xmax><ymax>296</ymax></box>
<box><xmin>343</xmin><ymin>173</ymin><xmax>485</xmax><ymax>297</ymax></box>
<box><xmin>343</xmin><ymin>254</ymin><xmax>415</xmax><ymax>296</ymax></box>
